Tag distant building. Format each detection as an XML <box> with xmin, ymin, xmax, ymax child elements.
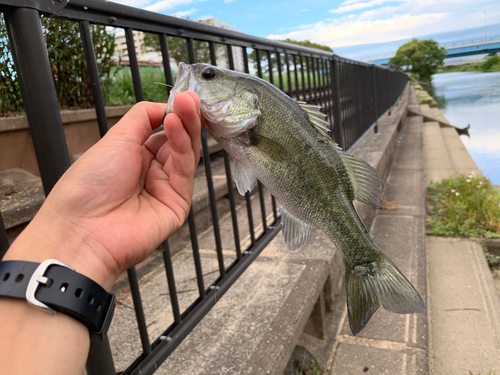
<box><xmin>113</xmin><ymin>17</ymin><xmax>245</xmax><ymax>72</ymax></box>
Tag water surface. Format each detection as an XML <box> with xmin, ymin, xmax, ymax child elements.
<box><xmin>428</xmin><ymin>71</ymin><xmax>500</xmax><ymax>185</ymax></box>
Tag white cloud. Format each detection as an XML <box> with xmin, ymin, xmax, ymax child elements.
<box><xmin>175</xmin><ymin>8</ymin><xmax>198</xmax><ymax>17</ymax></box>
<box><xmin>268</xmin><ymin>0</ymin><xmax>500</xmax><ymax>49</ymax></box>
<box><xmin>223</xmin><ymin>0</ymin><xmax>235</xmax><ymax>3</ymax></box>
<box><xmin>109</xmin><ymin>0</ymin><xmax>193</xmax><ymax>12</ymax></box>
<box><xmin>330</xmin><ymin>0</ymin><xmax>400</xmax><ymax>14</ymax></box>
<box><xmin>145</xmin><ymin>0</ymin><xmax>192</xmax><ymax>12</ymax></box>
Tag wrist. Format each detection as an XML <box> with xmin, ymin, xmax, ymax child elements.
<box><xmin>4</xmin><ymin>206</ymin><xmax>118</xmax><ymax>290</ymax></box>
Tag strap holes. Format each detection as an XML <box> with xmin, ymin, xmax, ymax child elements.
<box><xmin>60</xmin><ymin>283</ymin><xmax>68</xmax><ymax>292</ymax></box>
<box><xmin>2</xmin><ymin>273</ymin><xmax>10</xmax><ymax>281</ymax></box>
<box><xmin>96</xmin><ymin>303</ymin><xmax>102</xmax><ymax>312</ymax></box>
<box><xmin>87</xmin><ymin>295</ymin><xmax>95</xmax><ymax>305</ymax></box>
<box><xmin>15</xmin><ymin>274</ymin><xmax>24</xmax><ymax>283</ymax></box>
<box><xmin>75</xmin><ymin>288</ymin><xmax>83</xmax><ymax>298</ymax></box>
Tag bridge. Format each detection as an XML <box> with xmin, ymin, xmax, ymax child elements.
<box><xmin>365</xmin><ymin>36</ymin><xmax>500</xmax><ymax>65</ymax></box>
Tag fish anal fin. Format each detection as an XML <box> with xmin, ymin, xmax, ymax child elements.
<box><xmin>280</xmin><ymin>207</ymin><xmax>316</xmax><ymax>254</ymax></box>
<box><xmin>339</xmin><ymin>152</ymin><xmax>382</xmax><ymax>208</ymax></box>
<box><xmin>233</xmin><ymin>160</ymin><xmax>257</xmax><ymax>196</ymax></box>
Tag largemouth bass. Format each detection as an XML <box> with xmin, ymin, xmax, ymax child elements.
<box><xmin>167</xmin><ymin>62</ymin><xmax>425</xmax><ymax>335</ymax></box>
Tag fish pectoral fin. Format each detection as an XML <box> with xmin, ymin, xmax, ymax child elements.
<box><xmin>233</xmin><ymin>160</ymin><xmax>257</xmax><ymax>196</ymax></box>
<box><xmin>279</xmin><ymin>207</ymin><xmax>316</xmax><ymax>254</ymax></box>
<box><xmin>339</xmin><ymin>152</ymin><xmax>382</xmax><ymax>208</ymax></box>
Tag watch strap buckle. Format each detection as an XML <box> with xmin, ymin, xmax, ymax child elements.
<box><xmin>26</xmin><ymin>259</ymin><xmax>74</xmax><ymax>314</ymax></box>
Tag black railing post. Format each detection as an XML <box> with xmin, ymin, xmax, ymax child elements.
<box><xmin>0</xmin><ymin>212</ymin><xmax>9</xmax><ymax>260</ymax></box>
<box><xmin>4</xmin><ymin>7</ymin><xmax>71</xmax><ymax>195</ymax></box>
<box><xmin>80</xmin><ymin>21</ymin><xmax>109</xmax><ymax>137</ymax></box>
<box><xmin>86</xmin><ymin>336</ymin><xmax>116</xmax><ymax>375</ymax></box>
<box><xmin>331</xmin><ymin>57</ymin><xmax>344</xmax><ymax>149</ymax></box>
<box><xmin>372</xmin><ymin>64</ymin><xmax>379</xmax><ymax>134</ymax></box>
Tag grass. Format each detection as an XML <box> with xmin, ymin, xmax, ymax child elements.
<box><xmin>106</xmin><ymin>66</ymin><xmax>172</xmax><ymax>105</ymax></box>
<box><xmin>426</xmin><ymin>174</ymin><xmax>500</xmax><ymax>239</ymax></box>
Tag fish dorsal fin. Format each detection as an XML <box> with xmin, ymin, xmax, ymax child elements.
<box><xmin>296</xmin><ymin>101</ymin><xmax>342</xmax><ymax>149</ymax></box>
<box><xmin>280</xmin><ymin>207</ymin><xmax>316</xmax><ymax>254</ymax></box>
<box><xmin>233</xmin><ymin>160</ymin><xmax>257</xmax><ymax>196</ymax></box>
<box><xmin>339</xmin><ymin>152</ymin><xmax>382</xmax><ymax>208</ymax></box>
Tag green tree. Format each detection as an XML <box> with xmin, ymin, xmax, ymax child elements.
<box><xmin>389</xmin><ymin>38</ymin><xmax>446</xmax><ymax>82</ymax></box>
<box><xmin>0</xmin><ymin>16</ymin><xmax>117</xmax><ymax>115</ymax></box>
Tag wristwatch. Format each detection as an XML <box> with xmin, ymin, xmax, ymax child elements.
<box><xmin>0</xmin><ymin>259</ymin><xmax>115</xmax><ymax>339</ymax></box>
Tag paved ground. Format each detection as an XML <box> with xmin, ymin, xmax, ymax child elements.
<box><xmin>327</xmin><ymin>99</ymin><xmax>428</xmax><ymax>374</ymax></box>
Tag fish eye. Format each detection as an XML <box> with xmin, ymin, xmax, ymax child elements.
<box><xmin>202</xmin><ymin>67</ymin><xmax>216</xmax><ymax>80</ymax></box>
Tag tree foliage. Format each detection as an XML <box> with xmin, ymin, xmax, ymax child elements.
<box><xmin>389</xmin><ymin>38</ymin><xmax>446</xmax><ymax>81</ymax></box>
<box><xmin>0</xmin><ymin>16</ymin><xmax>117</xmax><ymax>115</ymax></box>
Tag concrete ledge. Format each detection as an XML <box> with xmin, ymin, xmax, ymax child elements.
<box><xmin>427</xmin><ymin>237</ymin><xmax>500</xmax><ymax>375</ymax></box>
<box><xmin>0</xmin><ymin>169</ymin><xmax>44</xmax><ymax>230</ymax></box>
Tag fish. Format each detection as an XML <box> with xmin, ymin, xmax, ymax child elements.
<box><xmin>166</xmin><ymin>62</ymin><xmax>425</xmax><ymax>335</ymax></box>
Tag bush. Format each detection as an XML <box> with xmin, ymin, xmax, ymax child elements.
<box><xmin>426</xmin><ymin>174</ymin><xmax>500</xmax><ymax>238</ymax></box>
<box><xmin>0</xmin><ymin>16</ymin><xmax>117</xmax><ymax>115</ymax></box>
<box><xmin>481</xmin><ymin>55</ymin><xmax>500</xmax><ymax>72</ymax></box>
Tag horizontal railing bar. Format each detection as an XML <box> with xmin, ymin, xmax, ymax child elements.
<box><xmin>27</xmin><ymin>0</ymin><xmax>334</xmax><ymax>58</ymax></box>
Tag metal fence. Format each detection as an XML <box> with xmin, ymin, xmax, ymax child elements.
<box><xmin>0</xmin><ymin>0</ymin><xmax>407</xmax><ymax>373</ymax></box>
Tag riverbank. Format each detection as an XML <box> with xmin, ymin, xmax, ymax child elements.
<box><xmin>439</xmin><ymin>54</ymin><xmax>500</xmax><ymax>73</ymax></box>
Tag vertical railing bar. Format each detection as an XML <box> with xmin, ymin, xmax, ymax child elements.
<box><xmin>127</xmin><ymin>267</ymin><xmax>152</xmax><ymax>355</ymax></box>
<box><xmin>188</xmin><ymin>208</ymin><xmax>206</xmax><ymax>298</ymax></box>
<box><xmin>255</xmin><ymin>48</ymin><xmax>262</xmax><ymax>78</ymax></box>
<box><xmin>285</xmin><ymin>53</ymin><xmax>293</xmax><ymax>98</ymax></box>
<box><xmin>352</xmin><ymin>62</ymin><xmax>362</xmax><ymax>139</ymax></box>
<box><xmin>245</xmin><ymin>193</ymin><xmax>256</xmax><ymax>246</ymax></box>
<box><xmin>331</xmin><ymin>58</ymin><xmax>344</xmax><ymax>149</ymax></box>
<box><xmin>226</xmin><ymin>44</ymin><xmax>235</xmax><ymax>71</ymax></box>
<box><xmin>208</xmin><ymin>41</ymin><xmax>217</xmax><ymax>65</ymax></box>
<box><xmin>267</xmin><ymin>51</ymin><xmax>274</xmax><ymax>85</ymax></box>
<box><xmin>85</xmin><ymin>336</ymin><xmax>116</xmax><ymax>375</ymax></box>
<box><xmin>161</xmin><ymin>240</ymin><xmax>181</xmax><ymax>325</ymax></box>
<box><xmin>299</xmin><ymin>55</ymin><xmax>306</xmax><ymax>103</ymax></box>
<box><xmin>125</xmin><ymin>28</ymin><xmax>144</xmax><ymax>102</ymax></box>
<box><xmin>4</xmin><ymin>7</ymin><xmax>71</xmax><ymax>195</ymax></box>
<box><xmin>310</xmin><ymin>58</ymin><xmax>318</xmax><ymax>105</ymax></box>
<box><xmin>242</xmin><ymin>47</ymin><xmax>255</xmax><ymax>245</ymax></box>
<box><xmin>327</xmin><ymin>59</ymin><xmax>335</xmax><ymax>132</ymax></box>
<box><xmin>79</xmin><ymin>21</ymin><xmax>109</xmax><ymax>137</ymax></box>
<box><xmin>319</xmin><ymin>59</ymin><xmax>328</xmax><ymax>124</ymax></box>
<box><xmin>159</xmin><ymin>34</ymin><xmax>174</xmax><ymax>93</ymax></box>
<box><xmin>186</xmin><ymin>37</ymin><xmax>196</xmax><ymax>64</ymax></box>
<box><xmin>253</xmin><ymin>49</ymin><xmax>268</xmax><ymax>233</ymax></box>
<box><xmin>305</xmin><ymin>57</ymin><xmax>313</xmax><ymax>102</ymax></box>
<box><xmin>266</xmin><ymin>50</ymin><xmax>278</xmax><ymax>220</ymax></box>
<box><xmin>224</xmin><ymin>45</ymin><xmax>242</xmax><ymax>259</ymax></box>
<box><xmin>201</xmin><ymin>129</ymin><xmax>225</xmax><ymax>277</ymax></box>
<box><xmin>0</xmin><ymin>212</ymin><xmax>9</xmax><ymax>260</ymax></box>
<box><xmin>223</xmin><ymin>151</ymin><xmax>242</xmax><ymax>259</ymax></box>
<box><xmin>277</xmin><ymin>52</ymin><xmax>284</xmax><ymax>91</ymax></box>
<box><xmin>292</xmin><ymin>55</ymin><xmax>300</xmax><ymax>101</ymax></box>
<box><xmin>242</xmin><ymin>47</ymin><xmax>250</xmax><ymax>75</ymax></box>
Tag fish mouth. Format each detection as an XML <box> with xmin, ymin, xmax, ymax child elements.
<box><xmin>166</xmin><ymin>62</ymin><xmax>197</xmax><ymax>114</ymax></box>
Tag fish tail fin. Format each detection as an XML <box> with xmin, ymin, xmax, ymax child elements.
<box><xmin>346</xmin><ymin>251</ymin><xmax>425</xmax><ymax>336</ymax></box>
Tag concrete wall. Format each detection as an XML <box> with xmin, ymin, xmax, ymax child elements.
<box><xmin>0</xmin><ymin>105</ymin><xmax>132</xmax><ymax>176</ymax></box>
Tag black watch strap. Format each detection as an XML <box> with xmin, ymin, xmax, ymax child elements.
<box><xmin>0</xmin><ymin>260</ymin><xmax>115</xmax><ymax>338</ymax></box>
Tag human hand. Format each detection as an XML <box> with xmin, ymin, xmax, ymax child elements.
<box><xmin>5</xmin><ymin>91</ymin><xmax>203</xmax><ymax>289</ymax></box>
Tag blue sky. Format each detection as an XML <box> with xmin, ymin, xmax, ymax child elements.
<box><xmin>111</xmin><ymin>0</ymin><xmax>500</xmax><ymax>58</ymax></box>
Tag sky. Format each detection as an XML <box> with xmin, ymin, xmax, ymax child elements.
<box><xmin>109</xmin><ymin>0</ymin><xmax>500</xmax><ymax>59</ymax></box>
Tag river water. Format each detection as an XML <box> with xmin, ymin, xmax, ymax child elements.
<box><xmin>426</xmin><ymin>71</ymin><xmax>500</xmax><ymax>185</ymax></box>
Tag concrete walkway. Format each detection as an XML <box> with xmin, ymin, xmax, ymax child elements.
<box><xmin>422</xmin><ymin>104</ymin><xmax>500</xmax><ymax>375</ymax></box>
<box><xmin>327</xmin><ymin>87</ymin><xmax>428</xmax><ymax>374</ymax></box>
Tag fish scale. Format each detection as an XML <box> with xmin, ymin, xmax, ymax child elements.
<box><xmin>167</xmin><ymin>62</ymin><xmax>425</xmax><ymax>335</ymax></box>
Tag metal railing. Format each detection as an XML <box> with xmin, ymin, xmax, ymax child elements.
<box><xmin>0</xmin><ymin>0</ymin><xmax>407</xmax><ymax>373</ymax></box>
